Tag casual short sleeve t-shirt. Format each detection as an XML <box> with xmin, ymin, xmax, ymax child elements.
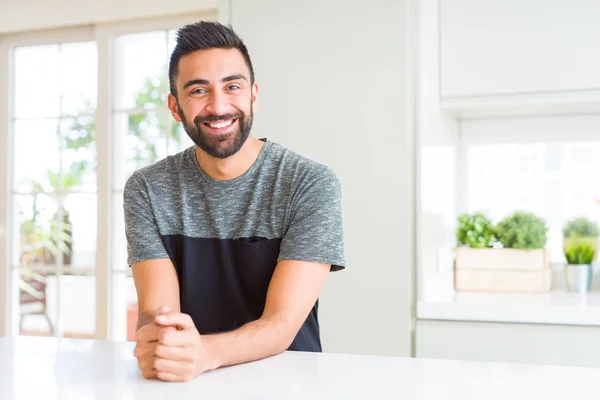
<box><xmin>123</xmin><ymin>139</ymin><xmax>345</xmax><ymax>352</ymax></box>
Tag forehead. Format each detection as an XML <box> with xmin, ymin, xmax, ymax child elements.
<box><xmin>176</xmin><ymin>48</ymin><xmax>249</xmax><ymax>82</ymax></box>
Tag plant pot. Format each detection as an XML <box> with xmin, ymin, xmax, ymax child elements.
<box><xmin>454</xmin><ymin>247</ymin><xmax>551</xmax><ymax>293</ymax></box>
<box><xmin>565</xmin><ymin>264</ymin><xmax>593</xmax><ymax>293</ymax></box>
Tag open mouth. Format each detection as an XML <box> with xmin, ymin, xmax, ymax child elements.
<box><xmin>203</xmin><ymin>119</ymin><xmax>237</xmax><ymax>132</ymax></box>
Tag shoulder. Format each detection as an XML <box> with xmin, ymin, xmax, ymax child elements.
<box><xmin>124</xmin><ymin>147</ymin><xmax>194</xmax><ymax>194</ymax></box>
<box><xmin>265</xmin><ymin>141</ymin><xmax>340</xmax><ymax>186</ymax></box>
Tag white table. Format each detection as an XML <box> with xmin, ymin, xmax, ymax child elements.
<box><xmin>1</xmin><ymin>336</ymin><xmax>599</xmax><ymax>399</ymax></box>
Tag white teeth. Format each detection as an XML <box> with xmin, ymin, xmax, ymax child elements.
<box><xmin>208</xmin><ymin>120</ymin><xmax>234</xmax><ymax>129</ymax></box>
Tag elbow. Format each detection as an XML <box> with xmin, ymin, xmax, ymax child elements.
<box><xmin>266</xmin><ymin>315</ymin><xmax>300</xmax><ymax>354</ymax></box>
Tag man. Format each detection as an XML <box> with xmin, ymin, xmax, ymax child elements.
<box><xmin>124</xmin><ymin>21</ymin><xmax>345</xmax><ymax>382</ymax></box>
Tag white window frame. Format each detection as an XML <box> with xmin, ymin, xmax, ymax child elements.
<box><xmin>0</xmin><ymin>10</ymin><xmax>217</xmax><ymax>339</ymax></box>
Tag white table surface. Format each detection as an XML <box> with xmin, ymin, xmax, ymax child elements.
<box><xmin>1</xmin><ymin>336</ymin><xmax>599</xmax><ymax>400</ymax></box>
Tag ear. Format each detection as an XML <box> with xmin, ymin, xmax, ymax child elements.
<box><xmin>251</xmin><ymin>82</ymin><xmax>259</xmax><ymax>113</ymax></box>
<box><xmin>168</xmin><ymin>93</ymin><xmax>183</xmax><ymax>123</ymax></box>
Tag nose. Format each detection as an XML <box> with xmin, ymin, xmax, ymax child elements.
<box><xmin>205</xmin><ymin>90</ymin><xmax>229</xmax><ymax>116</ymax></box>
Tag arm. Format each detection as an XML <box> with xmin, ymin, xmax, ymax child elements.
<box><xmin>132</xmin><ymin>258</ymin><xmax>181</xmax><ymax>328</ymax></box>
<box><xmin>203</xmin><ymin>259</ymin><xmax>330</xmax><ymax>368</ymax></box>
<box><xmin>153</xmin><ymin>259</ymin><xmax>331</xmax><ymax>380</ymax></box>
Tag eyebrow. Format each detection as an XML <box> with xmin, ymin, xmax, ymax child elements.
<box><xmin>183</xmin><ymin>74</ymin><xmax>248</xmax><ymax>89</ymax></box>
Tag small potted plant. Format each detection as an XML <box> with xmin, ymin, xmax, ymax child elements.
<box><xmin>563</xmin><ymin>236</ymin><xmax>596</xmax><ymax>293</ymax></box>
<box><xmin>455</xmin><ymin>211</ymin><xmax>551</xmax><ymax>293</ymax></box>
<box><xmin>456</xmin><ymin>212</ymin><xmax>496</xmax><ymax>249</ymax></box>
<box><xmin>495</xmin><ymin>211</ymin><xmax>549</xmax><ymax>251</ymax></box>
<box><xmin>562</xmin><ymin>217</ymin><xmax>599</xmax><ymax>260</ymax></box>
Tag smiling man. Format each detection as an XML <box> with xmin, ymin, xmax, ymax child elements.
<box><xmin>123</xmin><ymin>21</ymin><xmax>345</xmax><ymax>382</ymax></box>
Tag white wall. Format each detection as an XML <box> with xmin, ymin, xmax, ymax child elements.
<box><xmin>0</xmin><ymin>0</ymin><xmax>217</xmax><ymax>34</ymax></box>
<box><xmin>440</xmin><ymin>0</ymin><xmax>600</xmax><ymax>98</ymax></box>
<box><xmin>225</xmin><ymin>0</ymin><xmax>415</xmax><ymax>357</ymax></box>
<box><xmin>416</xmin><ymin>320</ymin><xmax>600</xmax><ymax>368</ymax></box>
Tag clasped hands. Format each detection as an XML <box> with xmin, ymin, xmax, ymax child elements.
<box><xmin>133</xmin><ymin>305</ymin><xmax>213</xmax><ymax>382</ymax></box>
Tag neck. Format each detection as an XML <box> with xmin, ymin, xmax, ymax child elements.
<box><xmin>195</xmin><ymin>136</ymin><xmax>265</xmax><ymax>180</ymax></box>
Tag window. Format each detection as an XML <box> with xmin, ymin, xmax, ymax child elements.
<box><xmin>1</xmin><ymin>12</ymin><xmax>215</xmax><ymax>339</ymax></box>
<box><xmin>110</xmin><ymin>29</ymin><xmax>193</xmax><ymax>341</ymax></box>
<box><xmin>11</xmin><ymin>40</ymin><xmax>98</xmax><ymax>338</ymax></box>
<box><xmin>467</xmin><ymin>141</ymin><xmax>600</xmax><ymax>263</ymax></box>
<box><xmin>418</xmin><ymin>115</ymin><xmax>600</xmax><ymax>299</ymax></box>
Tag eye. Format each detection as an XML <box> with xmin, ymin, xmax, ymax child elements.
<box><xmin>227</xmin><ymin>84</ymin><xmax>240</xmax><ymax>91</ymax></box>
<box><xmin>191</xmin><ymin>88</ymin><xmax>207</xmax><ymax>95</ymax></box>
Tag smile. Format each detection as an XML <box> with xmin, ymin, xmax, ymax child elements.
<box><xmin>204</xmin><ymin>119</ymin><xmax>236</xmax><ymax>129</ymax></box>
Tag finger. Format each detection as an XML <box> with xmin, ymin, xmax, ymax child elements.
<box><xmin>141</xmin><ymin>367</ymin><xmax>159</xmax><ymax>380</ymax></box>
<box><xmin>158</xmin><ymin>327</ymin><xmax>196</xmax><ymax>347</ymax></box>
<box><xmin>154</xmin><ymin>358</ymin><xmax>194</xmax><ymax>381</ymax></box>
<box><xmin>138</xmin><ymin>354</ymin><xmax>156</xmax><ymax>372</ymax></box>
<box><xmin>157</xmin><ymin>371</ymin><xmax>187</xmax><ymax>382</ymax></box>
<box><xmin>155</xmin><ymin>343</ymin><xmax>194</xmax><ymax>362</ymax></box>
<box><xmin>133</xmin><ymin>340</ymin><xmax>157</xmax><ymax>359</ymax></box>
<box><xmin>136</xmin><ymin>323</ymin><xmax>160</xmax><ymax>343</ymax></box>
<box><xmin>155</xmin><ymin>312</ymin><xmax>195</xmax><ymax>330</ymax></box>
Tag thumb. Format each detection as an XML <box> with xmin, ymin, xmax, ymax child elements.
<box><xmin>156</xmin><ymin>305</ymin><xmax>171</xmax><ymax>316</ymax></box>
<box><xmin>155</xmin><ymin>312</ymin><xmax>195</xmax><ymax>330</ymax></box>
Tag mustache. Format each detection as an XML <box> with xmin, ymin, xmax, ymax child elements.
<box><xmin>194</xmin><ymin>112</ymin><xmax>243</xmax><ymax>125</ymax></box>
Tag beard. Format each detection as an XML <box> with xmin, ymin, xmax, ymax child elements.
<box><xmin>177</xmin><ymin>102</ymin><xmax>253</xmax><ymax>159</ymax></box>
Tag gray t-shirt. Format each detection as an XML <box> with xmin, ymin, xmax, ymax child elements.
<box><xmin>123</xmin><ymin>139</ymin><xmax>345</xmax><ymax>352</ymax></box>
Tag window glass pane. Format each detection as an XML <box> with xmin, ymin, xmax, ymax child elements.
<box><xmin>112</xmin><ymin>111</ymin><xmax>169</xmax><ymax>189</ymax></box>
<box><xmin>14</xmin><ymin>268</ymin><xmax>55</xmax><ymax>336</ymax></box>
<box><xmin>60</xmin><ymin>116</ymin><xmax>97</xmax><ymax>192</ymax></box>
<box><xmin>111</xmin><ymin>192</ymin><xmax>127</xmax><ymax>272</ymax></box>
<box><xmin>168</xmin><ymin>29</ymin><xmax>177</xmax><ymax>57</ymax></box>
<box><xmin>467</xmin><ymin>142</ymin><xmax>600</xmax><ymax>263</ymax></box>
<box><xmin>111</xmin><ymin>273</ymin><xmax>138</xmax><ymax>342</ymax></box>
<box><xmin>59</xmin><ymin>274</ymin><xmax>96</xmax><ymax>337</ymax></box>
<box><xmin>14</xmin><ymin>45</ymin><xmax>61</xmax><ymax>119</ymax></box>
<box><xmin>13</xmin><ymin>194</ymin><xmax>58</xmax><ymax>268</ymax></box>
<box><xmin>114</xmin><ymin>31</ymin><xmax>169</xmax><ymax>110</ymax></box>
<box><xmin>13</xmin><ymin>119</ymin><xmax>60</xmax><ymax>193</ymax></box>
<box><xmin>14</xmin><ymin>271</ymin><xmax>96</xmax><ymax>338</ymax></box>
<box><xmin>63</xmin><ymin>193</ymin><xmax>97</xmax><ymax>269</ymax></box>
<box><xmin>60</xmin><ymin>41</ymin><xmax>98</xmax><ymax>116</ymax></box>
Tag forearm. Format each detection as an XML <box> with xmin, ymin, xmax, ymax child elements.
<box><xmin>203</xmin><ymin>314</ymin><xmax>295</xmax><ymax>370</ymax></box>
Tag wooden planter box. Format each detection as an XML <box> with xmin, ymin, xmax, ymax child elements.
<box><xmin>454</xmin><ymin>247</ymin><xmax>551</xmax><ymax>293</ymax></box>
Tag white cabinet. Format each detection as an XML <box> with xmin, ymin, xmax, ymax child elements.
<box><xmin>440</xmin><ymin>0</ymin><xmax>600</xmax><ymax>99</ymax></box>
<box><xmin>416</xmin><ymin>320</ymin><xmax>600</xmax><ymax>368</ymax></box>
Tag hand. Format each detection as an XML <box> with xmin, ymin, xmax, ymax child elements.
<box><xmin>133</xmin><ymin>306</ymin><xmax>170</xmax><ymax>379</ymax></box>
<box><xmin>153</xmin><ymin>309</ymin><xmax>214</xmax><ymax>382</ymax></box>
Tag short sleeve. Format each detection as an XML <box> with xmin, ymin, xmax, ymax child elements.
<box><xmin>123</xmin><ymin>172</ymin><xmax>170</xmax><ymax>265</ymax></box>
<box><xmin>278</xmin><ymin>166</ymin><xmax>345</xmax><ymax>271</ymax></box>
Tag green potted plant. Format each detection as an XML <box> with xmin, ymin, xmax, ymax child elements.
<box><xmin>455</xmin><ymin>211</ymin><xmax>551</xmax><ymax>293</ymax></box>
<box><xmin>456</xmin><ymin>212</ymin><xmax>497</xmax><ymax>249</ymax></box>
<box><xmin>563</xmin><ymin>235</ymin><xmax>596</xmax><ymax>293</ymax></box>
<box><xmin>562</xmin><ymin>217</ymin><xmax>599</xmax><ymax>261</ymax></box>
<box><xmin>495</xmin><ymin>211</ymin><xmax>549</xmax><ymax>250</ymax></box>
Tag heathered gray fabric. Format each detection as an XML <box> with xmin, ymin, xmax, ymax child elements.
<box><xmin>123</xmin><ymin>140</ymin><xmax>345</xmax><ymax>270</ymax></box>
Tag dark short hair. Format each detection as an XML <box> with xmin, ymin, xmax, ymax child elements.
<box><xmin>168</xmin><ymin>21</ymin><xmax>255</xmax><ymax>96</ymax></box>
